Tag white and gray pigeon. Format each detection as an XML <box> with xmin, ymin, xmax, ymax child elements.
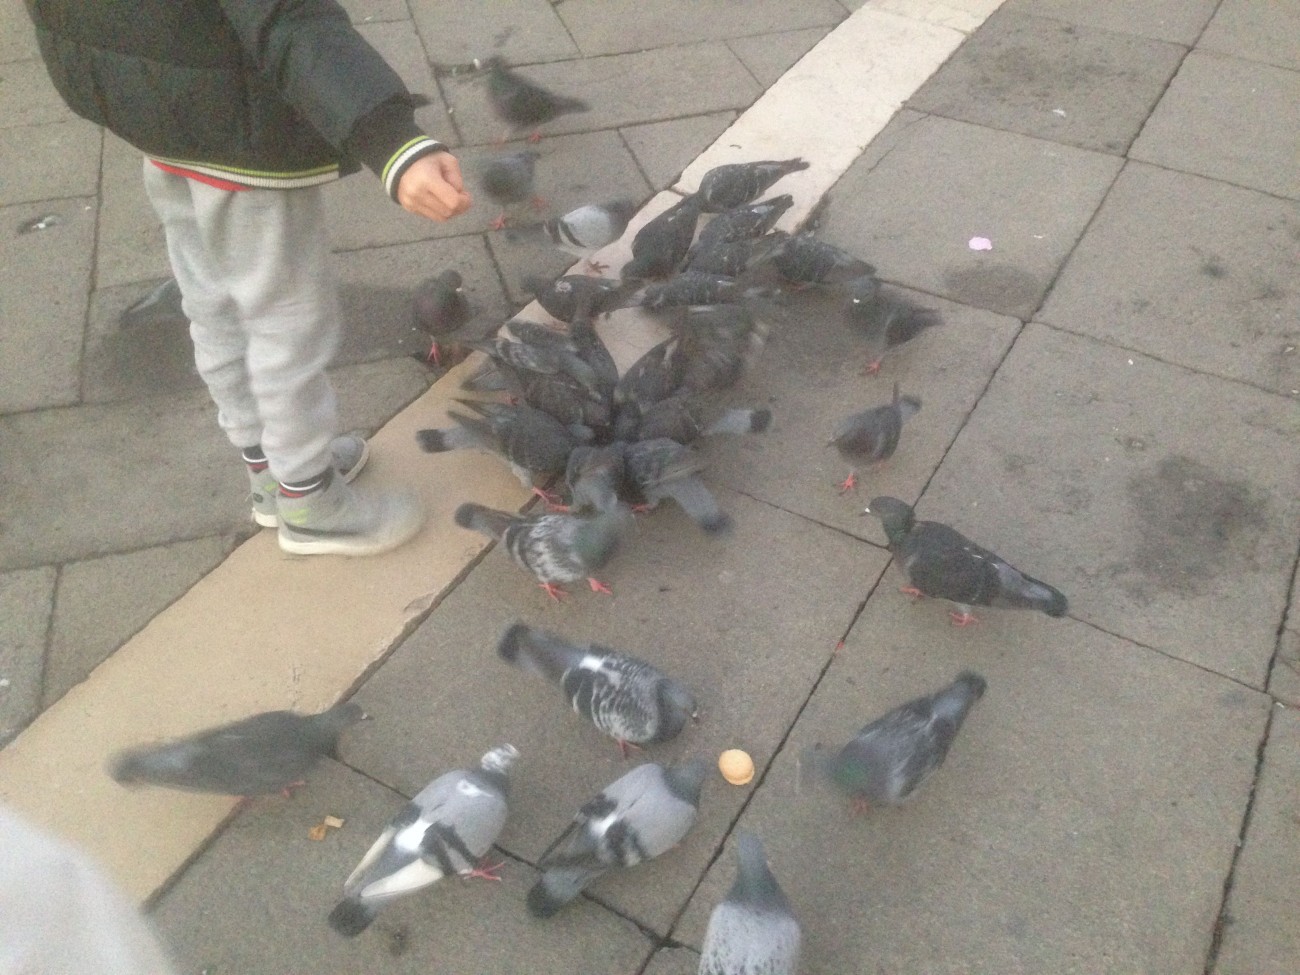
<box><xmin>828</xmin><ymin>382</ymin><xmax>921</xmax><ymax>493</ymax></box>
<box><xmin>479</xmin><ymin>150</ymin><xmax>542</xmax><ymax>230</ymax></box>
<box><xmin>497</xmin><ymin>623</ymin><xmax>698</xmax><ymax>756</ymax></box>
<box><xmin>621</xmin><ymin>194</ymin><xmax>703</xmax><ymax>280</ymax></box>
<box><xmin>803</xmin><ymin>672</ymin><xmax>986</xmax><ymax>811</ymax></box>
<box><xmin>623</xmin><ymin>437</ymin><xmax>732</xmax><ymax>535</ymax></box>
<box><xmin>698</xmin><ymin>833</ymin><xmax>801</xmax><ymax>975</ymax></box>
<box><xmin>107</xmin><ymin>703</ymin><xmax>365</xmax><ymax>797</ymax></box>
<box><xmin>696</xmin><ymin>158</ymin><xmax>809</xmax><ymax>212</ymax></box>
<box><xmin>864</xmin><ymin>496</ymin><xmax>1068</xmax><ymax>625</ymax></box>
<box><xmin>846</xmin><ymin>282</ymin><xmax>942</xmax><ymax>375</ymax></box>
<box><xmin>526</xmin><ymin>758</ymin><xmax>709</xmax><ymax>918</ymax></box>
<box><xmin>484</xmin><ymin>56</ymin><xmax>590</xmax><ymax>141</ymax></box>
<box><xmin>542</xmin><ymin>200</ymin><xmax>637</xmax><ymax>273</ymax></box>
<box><xmin>454</xmin><ymin>501</ymin><xmax>632</xmax><ymax>600</ymax></box>
<box><xmin>327</xmin><ymin>744</ymin><xmax>519</xmax><ymax>937</ymax></box>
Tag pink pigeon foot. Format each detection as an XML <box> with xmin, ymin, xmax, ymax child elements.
<box><xmin>539</xmin><ymin>582</ymin><xmax>568</xmax><ymax>602</ymax></box>
<box><xmin>490</xmin><ymin>214</ymin><xmax>508</xmax><ymax>231</ymax></box>
<box><xmin>837</xmin><ymin>471</ymin><xmax>857</xmax><ymax>494</ymax></box>
<box><xmin>949</xmin><ymin>611</ymin><xmax>980</xmax><ymax>627</ymax></box>
<box><xmin>588</xmin><ymin>578</ymin><xmax>613</xmax><ymax>595</ymax></box>
<box><xmin>462</xmin><ymin>859</ymin><xmax>506</xmax><ymax>882</ymax></box>
<box><xmin>899</xmin><ymin>585</ymin><xmax>926</xmax><ymax>600</ymax></box>
<box><xmin>860</xmin><ymin>359</ymin><xmax>882</xmax><ymax>376</ymax></box>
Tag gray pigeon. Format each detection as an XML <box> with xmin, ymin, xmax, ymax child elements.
<box><xmin>412</xmin><ymin>270</ymin><xmax>472</xmax><ymax>368</ymax></box>
<box><xmin>564</xmin><ymin>442</ymin><xmax>627</xmax><ymax>515</ymax></box>
<box><xmin>803</xmin><ymin>672</ymin><xmax>986</xmax><ymax>810</ymax></box>
<box><xmin>527</xmin><ymin>758</ymin><xmax>708</xmax><ymax>917</ymax></box>
<box><xmin>637</xmin><ymin>272</ymin><xmax>778</xmax><ymax>312</ymax></box>
<box><xmin>846</xmin><ymin>283</ymin><xmax>942</xmax><ymax>375</ymax></box>
<box><xmin>454</xmin><ymin>502</ymin><xmax>632</xmax><ymax>599</ymax></box>
<box><xmin>864</xmin><ymin>497</ymin><xmax>1068</xmax><ymax>625</ymax></box>
<box><xmin>483</xmin><ymin>57</ymin><xmax>590</xmax><ymax>141</ymax></box>
<box><xmin>685</xmin><ymin>232</ymin><xmax>787</xmax><ymax>278</ymax></box>
<box><xmin>698</xmin><ymin>833</ymin><xmax>801</xmax><ymax>975</ymax></box>
<box><xmin>828</xmin><ymin>382</ymin><xmax>921</xmax><ymax>493</ymax></box>
<box><xmin>697</xmin><ymin>158</ymin><xmax>809</xmax><ymax>212</ymax></box>
<box><xmin>497</xmin><ymin>623</ymin><xmax>698</xmax><ymax>755</ymax></box>
<box><xmin>671</xmin><ymin>304</ymin><xmax>769</xmax><ymax>396</ymax></box>
<box><xmin>479</xmin><ymin>150</ymin><xmax>542</xmax><ymax>229</ymax></box>
<box><xmin>327</xmin><ymin>744</ymin><xmax>519</xmax><ymax>937</ymax></box>
<box><xmin>635</xmin><ymin>396</ymin><xmax>771</xmax><ymax>445</ymax></box>
<box><xmin>772</xmin><ymin>232</ymin><xmax>876</xmax><ymax>287</ymax></box>
<box><xmin>542</xmin><ymin>200</ymin><xmax>638</xmax><ymax>273</ymax></box>
<box><xmin>416</xmin><ymin>399</ymin><xmax>585</xmax><ymax>487</ymax></box>
<box><xmin>623</xmin><ymin>437</ymin><xmax>732</xmax><ymax>534</ymax></box>
<box><xmin>697</xmin><ymin>194</ymin><xmax>794</xmax><ymax>248</ymax></box>
<box><xmin>622</xmin><ymin>194</ymin><xmax>703</xmax><ymax>280</ymax></box>
<box><xmin>524</xmin><ymin>273</ymin><xmax>636</xmax><ymax>324</ymax></box>
<box><xmin>107</xmin><ymin>703</ymin><xmax>365</xmax><ymax>797</ymax></box>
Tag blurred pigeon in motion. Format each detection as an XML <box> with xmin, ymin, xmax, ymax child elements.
<box><xmin>623</xmin><ymin>437</ymin><xmax>732</xmax><ymax>534</ymax></box>
<box><xmin>802</xmin><ymin>672</ymin><xmax>986</xmax><ymax>811</ymax></box>
<box><xmin>828</xmin><ymin>382</ymin><xmax>921</xmax><ymax>493</ymax></box>
<box><xmin>636</xmin><ymin>271</ymin><xmax>778</xmax><ymax>312</ymax></box>
<box><xmin>622</xmin><ymin>194</ymin><xmax>703</xmax><ymax>280</ymax></box>
<box><xmin>542</xmin><ymin>200</ymin><xmax>638</xmax><ymax>273</ymax></box>
<box><xmin>614</xmin><ymin>336</ymin><xmax>684</xmax><ymax>412</ymax></box>
<box><xmin>696</xmin><ymin>158</ymin><xmax>809</xmax><ymax>212</ymax></box>
<box><xmin>526</xmin><ymin>758</ymin><xmax>708</xmax><ymax>917</ymax></box>
<box><xmin>479</xmin><ymin>150</ymin><xmax>542</xmax><ymax>230</ymax></box>
<box><xmin>564</xmin><ymin>442</ymin><xmax>627</xmax><ymax>514</ymax></box>
<box><xmin>454</xmin><ymin>502</ymin><xmax>632</xmax><ymax>599</ymax></box>
<box><xmin>771</xmin><ymin>232</ymin><xmax>876</xmax><ymax>288</ymax></box>
<box><xmin>698</xmin><ymin>832</ymin><xmax>801</xmax><ymax>975</ymax></box>
<box><xmin>697</xmin><ymin>194</ymin><xmax>794</xmax><ymax>248</ymax></box>
<box><xmin>327</xmin><ymin>744</ymin><xmax>519</xmax><ymax>937</ymax></box>
<box><xmin>524</xmin><ymin>273</ymin><xmax>636</xmax><ymax>324</ymax></box>
<box><xmin>634</xmin><ymin>395</ymin><xmax>771</xmax><ymax>445</ymax></box>
<box><xmin>864</xmin><ymin>497</ymin><xmax>1068</xmax><ymax>625</ymax></box>
<box><xmin>497</xmin><ymin>623</ymin><xmax>698</xmax><ymax>756</ymax></box>
<box><xmin>671</xmin><ymin>304</ymin><xmax>769</xmax><ymax>395</ymax></box>
<box><xmin>466</xmin><ymin>323</ymin><xmax>601</xmax><ymax>398</ymax></box>
<box><xmin>483</xmin><ymin>56</ymin><xmax>589</xmax><ymax>142</ymax></box>
<box><xmin>412</xmin><ymin>270</ymin><xmax>472</xmax><ymax>368</ymax></box>
<box><xmin>417</xmin><ymin>399</ymin><xmax>586</xmax><ymax>487</ymax></box>
<box><xmin>108</xmin><ymin>703</ymin><xmax>365</xmax><ymax>797</ymax></box>
<box><xmin>846</xmin><ymin>282</ymin><xmax>942</xmax><ymax>375</ymax></box>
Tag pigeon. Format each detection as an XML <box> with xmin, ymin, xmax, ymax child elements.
<box><xmin>696</xmin><ymin>158</ymin><xmax>809</xmax><ymax>212</ymax></box>
<box><xmin>635</xmin><ymin>396</ymin><xmax>771</xmax><ymax>445</ymax></box>
<box><xmin>864</xmin><ymin>496</ymin><xmax>1068</xmax><ymax>625</ymax></box>
<box><xmin>622</xmin><ymin>194</ymin><xmax>703</xmax><ymax>280</ymax></box>
<box><xmin>120</xmin><ymin>277</ymin><xmax>186</xmax><ymax>329</ymax></box>
<box><xmin>524</xmin><ymin>273</ymin><xmax>636</xmax><ymax>324</ymax></box>
<box><xmin>479</xmin><ymin>150</ymin><xmax>542</xmax><ymax>229</ymax></box>
<box><xmin>637</xmin><ymin>272</ymin><xmax>778</xmax><ymax>312</ymax></box>
<box><xmin>623</xmin><ymin>437</ymin><xmax>732</xmax><ymax>534</ymax></box>
<box><xmin>453</xmin><ymin>502</ymin><xmax>632</xmax><ymax>599</ymax></box>
<box><xmin>846</xmin><ymin>283</ymin><xmax>942</xmax><ymax>375</ymax></box>
<box><xmin>412</xmin><ymin>270</ymin><xmax>472</xmax><ymax>368</ymax></box>
<box><xmin>803</xmin><ymin>672</ymin><xmax>986</xmax><ymax>810</ymax></box>
<box><xmin>483</xmin><ymin>56</ymin><xmax>590</xmax><ymax>142</ymax></box>
<box><xmin>107</xmin><ymin>703</ymin><xmax>365</xmax><ymax>797</ymax></box>
<box><xmin>771</xmin><ymin>233</ymin><xmax>876</xmax><ymax>288</ymax></box>
<box><xmin>614</xmin><ymin>336</ymin><xmax>685</xmax><ymax>412</ymax></box>
<box><xmin>564</xmin><ymin>442</ymin><xmax>627</xmax><ymax>515</ymax></box>
<box><xmin>497</xmin><ymin>623</ymin><xmax>698</xmax><ymax>755</ymax></box>
<box><xmin>671</xmin><ymin>304</ymin><xmax>769</xmax><ymax>395</ymax></box>
<box><xmin>527</xmin><ymin>758</ymin><xmax>708</xmax><ymax>917</ymax></box>
<box><xmin>416</xmin><ymin>400</ymin><xmax>584</xmax><ymax>487</ymax></box>
<box><xmin>327</xmin><ymin>744</ymin><xmax>519</xmax><ymax>937</ymax></box>
<box><xmin>828</xmin><ymin>382</ymin><xmax>921</xmax><ymax>493</ymax></box>
<box><xmin>684</xmin><ymin>232</ymin><xmax>788</xmax><ymax>278</ymax></box>
<box><xmin>465</xmin><ymin>325</ymin><xmax>601</xmax><ymax>397</ymax></box>
<box><xmin>542</xmin><ymin>200</ymin><xmax>638</xmax><ymax>273</ymax></box>
<box><xmin>697</xmin><ymin>194</ymin><xmax>794</xmax><ymax>248</ymax></box>
<box><xmin>698</xmin><ymin>833</ymin><xmax>801</xmax><ymax>975</ymax></box>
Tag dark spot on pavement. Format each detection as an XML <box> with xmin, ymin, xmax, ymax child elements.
<box><xmin>943</xmin><ymin>263</ymin><xmax>1041</xmax><ymax>316</ymax></box>
<box><xmin>1200</xmin><ymin>259</ymin><xmax>1227</xmax><ymax>279</ymax></box>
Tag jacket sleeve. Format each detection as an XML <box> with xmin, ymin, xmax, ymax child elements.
<box><xmin>216</xmin><ymin>0</ymin><xmax>447</xmax><ymax>199</ymax></box>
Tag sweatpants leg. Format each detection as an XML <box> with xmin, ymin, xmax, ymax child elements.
<box><xmin>141</xmin><ymin>162</ymin><xmax>340</xmax><ymax>485</ymax></box>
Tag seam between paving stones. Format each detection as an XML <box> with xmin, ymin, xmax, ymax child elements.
<box><xmin>1262</xmin><ymin>536</ymin><xmax>1300</xmax><ymax>694</ymax></box>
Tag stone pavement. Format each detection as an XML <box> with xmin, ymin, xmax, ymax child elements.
<box><xmin>2</xmin><ymin>0</ymin><xmax>1299</xmax><ymax>973</ymax></box>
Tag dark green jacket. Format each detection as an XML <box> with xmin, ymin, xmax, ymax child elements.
<box><xmin>25</xmin><ymin>0</ymin><xmax>444</xmax><ymax>197</ymax></box>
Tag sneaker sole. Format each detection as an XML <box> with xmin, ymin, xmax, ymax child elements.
<box><xmin>251</xmin><ymin>440</ymin><xmax>372</xmax><ymax>529</ymax></box>
<box><xmin>277</xmin><ymin>513</ymin><xmax>423</xmax><ymax>557</ymax></box>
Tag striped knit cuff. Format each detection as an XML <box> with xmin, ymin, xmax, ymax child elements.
<box><xmin>382</xmin><ymin>138</ymin><xmax>447</xmax><ymax>202</ymax></box>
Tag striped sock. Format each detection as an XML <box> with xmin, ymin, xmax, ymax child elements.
<box><xmin>279</xmin><ymin>467</ymin><xmax>333</xmax><ymax>499</ymax></box>
<box><xmin>241</xmin><ymin>445</ymin><xmax>268</xmax><ymax>472</ymax></box>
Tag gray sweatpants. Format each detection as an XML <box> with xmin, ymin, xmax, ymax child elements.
<box><xmin>142</xmin><ymin>161</ymin><xmax>340</xmax><ymax>485</ymax></box>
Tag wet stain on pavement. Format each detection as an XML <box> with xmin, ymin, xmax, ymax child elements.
<box><xmin>943</xmin><ymin>263</ymin><xmax>1040</xmax><ymax>315</ymax></box>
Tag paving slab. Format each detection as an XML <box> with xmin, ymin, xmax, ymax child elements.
<box><xmin>151</xmin><ymin>759</ymin><xmax>656</xmax><ymax>975</ymax></box>
<box><xmin>42</xmin><ymin>536</ymin><xmax>235</xmax><ymax>710</ymax></box>
<box><xmin>346</xmin><ymin>489</ymin><xmax>890</xmax><ymax>933</ymax></box>
<box><xmin>1270</xmin><ymin>570</ymin><xmax>1300</xmax><ymax>708</ymax></box>
<box><xmin>1</xmin><ymin>0</ymin><xmax>40</xmax><ymax>62</ymax></box>
<box><xmin>358</xmin><ymin>19</ymin><xmax>456</xmax><ymax>148</ymax></box>
<box><xmin>868</xmin><ymin>0</ymin><xmax>1008</xmax><ymax>34</ymax></box>
<box><xmin>726</xmin><ymin>27</ymin><xmax>834</xmax><ymax>87</ymax></box>
<box><xmin>621</xmin><ymin>113</ymin><xmax>737</xmax><ymax>192</ymax></box>
<box><xmin>908</xmin><ymin>9</ymin><xmax>1186</xmax><ymax>154</ymax></box>
<box><xmin>95</xmin><ymin>134</ymin><xmax>171</xmax><ymax>289</ymax></box>
<box><xmin>0</xmin><ymin>196</ymin><xmax>95</xmax><ymax>414</ymax></box>
<box><xmin>81</xmin><ymin>283</ymin><xmax>203</xmax><ymax>404</ymax></box>
<box><xmin>1198</xmin><ymin>0</ymin><xmax>1300</xmax><ymax>73</ymax></box>
<box><xmin>411</xmin><ymin>0</ymin><xmax>579</xmax><ymax>68</ymax></box>
<box><xmin>1000</xmin><ymin>0</ymin><xmax>1217</xmax><ymax>45</ymax></box>
<box><xmin>1039</xmin><ymin>162</ymin><xmax>1300</xmax><ymax>398</ymax></box>
<box><xmin>0</xmin><ymin>57</ymin><xmax>75</xmax><ymax>128</ymax></box>
<box><xmin>441</xmin><ymin>44</ymin><xmax>762</xmax><ymax>147</ymax></box>
<box><xmin>341</xmin><ymin>0</ymin><xmax>409</xmax><ymax>25</ymax></box>
<box><xmin>556</xmin><ymin>0</ymin><xmax>846</xmax><ymax>58</ymax></box>
<box><xmin>0</xmin><ymin>118</ymin><xmax>100</xmax><ymax>207</ymax></box>
<box><xmin>674</xmin><ymin>595</ymin><xmax>1270</xmax><ymax>973</ymax></box>
<box><xmin>920</xmin><ymin>323</ymin><xmax>1300</xmax><ymax>687</ymax></box>
<box><xmin>0</xmin><ymin>567</ymin><xmax>54</xmax><ymax>747</ymax></box>
<box><xmin>702</xmin><ymin>289</ymin><xmax>1021</xmax><ymax>547</ymax></box>
<box><xmin>1131</xmin><ymin>51</ymin><xmax>1300</xmax><ymax>201</ymax></box>
<box><xmin>1213</xmin><ymin>704</ymin><xmax>1300</xmax><ymax>975</ymax></box>
<box><xmin>643</xmin><ymin>944</ymin><xmax>701</xmax><ymax>975</ymax></box>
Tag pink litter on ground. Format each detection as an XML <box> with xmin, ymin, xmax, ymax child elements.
<box><xmin>968</xmin><ymin>236</ymin><xmax>993</xmax><ymax>251</ymax></box>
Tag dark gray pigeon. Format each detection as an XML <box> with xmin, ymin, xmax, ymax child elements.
<box><xmin>417</xmin><ymin>399</ymin><xmax>584</xmax><ymax>487</ymax></box>
<box><xmin>527</xmin><ymin>758</ymin><xmax>708</xmax><ymax>917</ymax></box>
<box><xmin>564</xmin><ymin>442</ymin><xmax>627</xmax><ymax>515</ymax></box>
<box><xmin>497</xmin><ymin>623</ymin><xmax>698</xmax><ymax>756</ymax></box>
<box><xmin>697</xmin><ymin>194</ymin><xmax>794</xmax><ymax>247</ymax></box>
<box><xmin>637</xmin><ymin>271</ymin><xmax>778</xmax><ymax>312</ymax></box>
<box><xmin>542</xmin><ymin>200</ymin><xmax>638</xmax><ymax>272</ymax></box>
<box><xmin>327</xmin><ymin>744</ymin><xmax>519</xmax><ymax>937</ymax></box>
<box><xmin>635</xmin><ymin>395</ymin><xmax>771</xmax><ymax>445</ymax></box>
<box><xmin>412</xmin><ymin>270</ymin><xmax>472</xmax><ymax>368</ymax></box>
<box><xmin>864</xmin><ymin>496</ymin><xmax>1068</xmax><ymax>625</ymax></box>
<box><xmin>828</xmin><ymin>382</ymin><xmax>921</xmax><ymax>493</ymax></box>
<box><xmin>454</xmin><ymin>502</ymin><xmax>632</xmax><ymax>599</ymax></box>
<box><xmin>698</xmin><ymin>832</ymin><xmax>801</xmax><ymax>975</ymax></box>
<box><xmin>671</xmin><ymin>304</ymin><xmax>769</xmax><ymax>395</ymax></box>
<box><xmin>696</xmin><ymin>158</ymin><xmax>809</xmax><ymax>212</ymax></box>
<box><xmin>772</xmin><ymin>232</ymin><xmax>876</xmax><ymax>288</ymax></box>
<box><xmin>524</xmin><ymin>273</ymin><xmax>636</xmax><ymax>324</ymax></box>
<box><xmin>803</xmin><ymin>672</ymin><xmax>986</xmax><ymax>811</ymax></box>
<box><xmin>623</xmin><ymin>437</ymin><xmax>732</xmax><ymax>534</ymax></box>
<box><xmin>622</xmin><ymin>194</ymin><xmax>703</xmax><ymax>280</ymax></box>
<box><xmin>107</xmin><ymin>703</ymin><xmax>365</xmax><ymax>797</ymax></box>
<box><xmin>614</xmin><ymin>336</ymin><xmax>685</xmax><ymax>411</ymax></box>
<box><xmin>846</xmin><ymin>283</ymin><xmax>942</xmax><ymax>375</ymax></box>
<box><xmin>479</xmin><ymin>150</ymin><xmax>542</xmax><ymax>229</ymax></box>
<box><xmin>484</xmin><ymin>56</ymin><xmax>590</xmax><ymax>140</ymax></box>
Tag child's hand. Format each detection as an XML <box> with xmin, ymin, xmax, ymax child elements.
<box><xmin>397</xmin><ymin>152</ymin><xmax>473</xmax><ymax>221</ymax></box>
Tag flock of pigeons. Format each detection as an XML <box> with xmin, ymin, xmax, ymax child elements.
<box><xmin>104</xmin><ymin>58</ymin><xmax>1072</xmax><ymax>974</ymax></box>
